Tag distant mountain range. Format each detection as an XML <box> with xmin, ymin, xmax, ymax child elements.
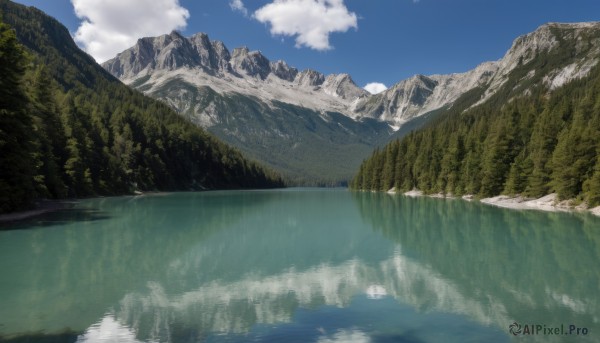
<box><xmin>103</xmin><ymin>22</ymin><xmax>600</xmax><ymax>184</ymax></box>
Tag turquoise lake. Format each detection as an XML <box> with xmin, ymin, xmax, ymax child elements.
<box><xmin>0</xmin><ymin>189</ymin><xmax>598</xmax><ymax>342</ymax></box>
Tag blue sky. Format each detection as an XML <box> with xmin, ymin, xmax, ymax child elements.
<box><xmin>12</xmin><ymin>0</ymin><xmax>600</xmax><ymax>91</ymax></box>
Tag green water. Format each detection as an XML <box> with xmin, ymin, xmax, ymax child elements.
<box><xmin>0</xmin><ymin>189</ymin><xmax>598</xmax><ymax>342</ymax></box>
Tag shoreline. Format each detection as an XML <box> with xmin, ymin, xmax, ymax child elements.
<box><xmin>387</xmin><ymin>188</ymin><xmax>600</xmax><ymax>217</ymax></box>
<box><xmin>0</xmin><ymin>200</ymin><xmax>78</xmax><ymax>224</ymax></box>
<box><xmin>0</xmin><ymin>189</ymin><xmax>279</xmax><ymax>224</ymax></box>
<box><xmin>0</xmin><ymin>191</ymin><xmax>170</xmax><ymax>224</ymax></box>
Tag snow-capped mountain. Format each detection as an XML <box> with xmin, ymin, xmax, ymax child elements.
<box><xmin>102</xmin><ymin>22</ymin><xmax>600</xmax><ymax>183</ymax></box>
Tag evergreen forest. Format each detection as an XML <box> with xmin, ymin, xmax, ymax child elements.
<box><xmin>352</xmin><ymin>60</ymin><xmax>600</xmax><ymax>206</ymax></box>
<box><xmin>0</xmin><ymin>1</ymin><xmax>283</xmax><ymax>214</ymax></box>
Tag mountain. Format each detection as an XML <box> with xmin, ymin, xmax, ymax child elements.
<box><xmin>102</xmin><ymin>32</ymin><xmax>396</xmax><ymax>184</ymax></box>
<box><xmin>103</xmin><ymin>23</ymin><xmax>600</xmax><ymax>184</ymax></box>
<box><xmin>355</xmin><ymin>23</ymin><xmax>600</xmax><ymax>126</ymax></box>
<box><xmin>103</xmin><ymin>31</ymin><xmax>370</xmax><ymax>114</ymax></box>
<box><xmin>351</xmin><ymin>22</ymin><xmax>600</xmax><ymax>208</ymax></box>
<box><xmin>0</xmin><ymin>0</ymin><xmax>283</xmax><ymax>214</ymax></box>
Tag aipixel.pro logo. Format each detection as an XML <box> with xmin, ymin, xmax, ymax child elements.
<box><xmin>509</xmin><ymin>321</ymin><xmax>589</xmax><ymax>337</ymax></box>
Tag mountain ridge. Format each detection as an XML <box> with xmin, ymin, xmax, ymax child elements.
<box><xmin>103</xmin><ymin>30</ymin><xmax>370</xmax><ymax>118</ymax></box>
<box><xmin>102</xmin><ymin>21</ymin><xmax>600</xmax><ymax>184</ymax></box>
<box><xmin>104</xmin><ymin>21</ymin><xmax>600</xmax><ymax>127</ymax></box>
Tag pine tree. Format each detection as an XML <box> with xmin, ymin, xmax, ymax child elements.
<box><xmin>504</xmin><ymin>151</ymin><xmax>532</xmax><ymax>195</ymax></box>
<box><xmin>438</xmin><ymin>133</ymin><xmax>464</xmax><ymax>194</ymax></box>
<box><xmin>583</xmin><ymin>154</ymin><xmax>600</xmax><ymax>206</ymax></box>
<box><xmin>27</xmin><ymin>65</ymin><xmax>67</xmax><ymax>198</ymax></box>
<box><xmin>381</xmin><ymin>142</ymin><xmax>397</xmax><ymax>191</ymax></box>
<box><xmin>0</xmin><ymin>20</ymin><xmax>36</xmax><ymax>212</ymax></box>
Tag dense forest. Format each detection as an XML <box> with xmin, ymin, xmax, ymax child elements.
<box><xmin>352</xmin><ymin>53</ymin><xmax>600</xmax><ymax>206</ymax></box>
<box><xmin>0</xmin><ymin>1</ymin><xmax>283</xmax><ymax>214</ymax></box>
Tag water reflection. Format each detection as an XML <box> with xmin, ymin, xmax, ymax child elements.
<box><xmin>107</xmin><ymin>249</ymin><xmax>513</xmax><ymax>341</ymax></box>
<box><xmin>353</xmin><ymin>192</ymin><xmax>600</xmax><ymax>340</ymax></box>
<box><xmin>1</xmin><ymin>190</ymin><xmax>598</xmax><ymax>343</ymax></box>
<box><xmin>0</xmin><ymin>207</ymin><xmax>111</xmax><ymax>230</ymax></box>
<box><xmin>0</xmin><ymin>191</ymin><xmax>278</xmax><ymax>340</ymax></box>
<box><xmin>77</xmin><ymin>314</ymin><xmax>148</xmax><ymax>343</ymax></box>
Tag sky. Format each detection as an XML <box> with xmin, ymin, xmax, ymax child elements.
<box><xmin>11</xmin><ymin>0</ymin><xmax>600</xmax><ymax>93</ymax></box>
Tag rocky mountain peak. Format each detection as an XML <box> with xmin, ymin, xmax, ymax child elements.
<box><xmin>295</xmin><ymin>69</ymin><xmax>325</xmax><ymax>87</ymax></box>
<box><xmin>270</xmin><ymin>60</ymin><xmax>298</xmax><ymax>81</ymax></box>
<box><xmin>104</xmin><ymin>22</ymin><xmax>600</xmax><ymax>130</ymax></box>
<box><xmin>322</xmin><ymin>73</ymin><xmax>369</xmax><ymax>100</ymax></box>
<box><xmin>504</xmin><ymin>25</ymin><xmax>559</xmax><ymax>70</ymax></box>
<box><xmin>152</xmin><ymin>31</ymin><xmax>197</xmax><ymax>72</ymax></box>
<box><xmin>230</xmin><ymin>47</ymin><xmax>271</xmax><ymax>79</ymax></box>
<box><xmin>189</xmin><ymin>32</ymin><xmax>230</xmax><ymax>73</ymax></box>
<box><xmin>477</xmin><ymin>21</ymin><xmax>600</xmax><ymax>103</ymax></box>
<box><xmin>211</xmin><ymin>41</ymin><xmax>229</xmax><ymax>58</ymax></box>
<box><xmin>189</xmin><ymin>32</ymin><xmax>210</xmax><ymax>44</ymax></box>
<box><xmin>231</xmin><ymin>46</ymin><xmax>250</xmax><ymax>58</ymax></box>
<box><xmin>507</xmin><ymin>22</ymin><xmax>600</xmax><ymax>69</ymax></box>
<box><xmin>103</xmin><ymin>30</ymin><xmax>199</xmax><ymax>79</ymax></box>
<box><xmin>365</xmin><ymin>74</ymin><xmax>439</xmax><ymax>122</ymax></box>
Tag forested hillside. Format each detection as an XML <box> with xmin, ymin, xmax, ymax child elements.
<box><xmin>352</xmin><ymin>45</ymin><xmax>600</xmax><ymax>206</ymax></box>
<box><xmin>0</xmin><ymin>1</ymin><xmax>283</xmax><ymax>214</ymax></box>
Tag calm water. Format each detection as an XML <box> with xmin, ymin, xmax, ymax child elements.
<box><xmin>0</xmin><ymin>189</ymin><xmax>599</xmax><ymax>343</ymax></box>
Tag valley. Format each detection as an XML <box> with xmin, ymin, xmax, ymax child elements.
<box><xmin>102</xmin><ymin>22</ymin><xmax>600</xmax><ymax>185</ymax></box>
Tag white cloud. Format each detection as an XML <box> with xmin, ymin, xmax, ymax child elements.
<box><xmin>230</xmin><ymin>0</ymin><xmax>248</xmax><ymax>16</ymax></box>
<box><xmin>253</xmin><ymin>0</ymin><xmax>357</xmax><ymax>51</ymax></box>
<box><xmin>71</xmin><ymin>0</ymin><xmax>190</xmax><ymax>63</ymax></box>
<box><xmin>364</xmin><ymin>82</ymin><xmax>388</xmax><ymax>94</ymax></box>
<box><xmin>317</xmin><ymin>329</ymin><xmax>371</xmax><ymax>343</ymax></box>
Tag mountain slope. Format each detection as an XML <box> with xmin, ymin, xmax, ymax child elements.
<box><xmin>0</xmin><ymin>0</ymin><xmax>283</xmax><ymax>213</ymax></box>
<box><xmin>106</xmin><ymin>23</ymin><xmax>600</xmax><ymax>128</ymax></box>
<box><xmin>103</xmin><ymin>23</ymin><xmax>600</xmax><ymax>185</ymax></box>
<box><xmin>148</xmin><ymin>76</ymin><xmax>392</xmax><ymax>184</ymax></box>
<box><xmin>356</xmin><ymin>23</ymin><xmax>600</xmax><ymax>125</ymax></box>
<box><xmin>351</xmin><ymin>22</ymin><xmax>600</xmax><ymax>207</ymax></box>
<box><xmin>103</xmin><ymin>31</ymin><xmax>394</xmax><ymax>184</ymax></box>
<box><xmin>101</xmin><ymin>32</ymin><xmax>450</xmax><ymax>183</ymax></box>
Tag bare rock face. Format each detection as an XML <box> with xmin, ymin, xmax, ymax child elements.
<box><xmin>294</xmin><ymin>69</ymin><xmax>325</xmax><ymax>87</ymax></box>
<box><xmin>270</xmin><ymin>60</ymin><xmax>298</xmax><ymax>82</ymax></box>
<box><xmin>189</xmin><ymin>33</ymin><xmax>231</xmax><ymax>73</ymax></box>
<box><xmin>323</xmin><ymin>74</ymin><xmax>369</xmax><ymax>100</ymax></box>
<box><xmin>230</xmin><ymin>47</ymin><xmax>272</xmax><ymax>80</ymax></box>
<box><xmin>103</xmin><ymin>31</ymin><xmax>199</xmax><ymax>79</ymax></box>
<box><xmin>354</xmin><ymin>75</ymin><xmax>439</xmax><ymax>124</ymax></box>
<box><xmin>478</xmin><ymin>22</ymin><xmax>600</xmax><ymax>103</ymax></box>
<box><xmin>353</xmin><ymin>22</ymin><xmax>600</xmax><ymax>125</ymax></box>
<box><xmin>354</xmin><ymin>62</ymin><xmax>499</xmax><ymax>125</ymax></box>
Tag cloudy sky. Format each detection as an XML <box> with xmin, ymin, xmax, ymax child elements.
<box><xmin>13</xmin><ymin>0</ymin><xmax>600</xmax><ymax>93</ymax></box>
